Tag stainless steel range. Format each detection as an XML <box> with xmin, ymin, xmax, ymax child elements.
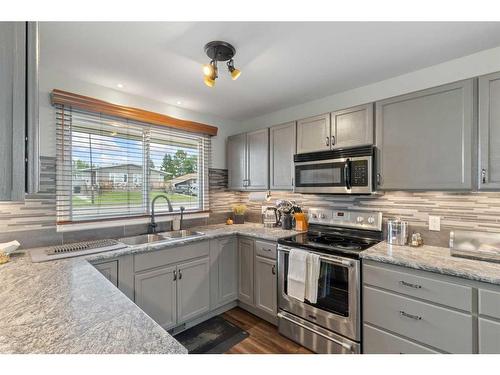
<box><xmin>277</xmin><ymin>208</ymin><xmax>383</xmax><ymax>354</ymax></box>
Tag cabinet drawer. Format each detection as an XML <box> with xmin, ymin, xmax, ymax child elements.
<box><xmin>134</xmin><ymin>241</ymin><xmax>209</xmax><ymax>272</ymax></box>
<box><xmin>364</xmin><ymin>324</ymin><xmax>439</xmax><ymax>354</ymax></box>
<box><xmin>363</xmin><ymin>263</ymin><xmax>472</xmax><ymax>311</ymax></box>
<box><xmin>479</xmin><ymin>288</ymin><xmax>500</xmax><ymax>320</ymax></box>
<box><xmin>363</xmin><ymin>286</ymin><xmax>473</xmax><ymax>353</ymax></box>
<box><xmin>255</xmin><ymin>240</ymin><xmax>276</xmax><ymax>259</ymax></box>
<box><xmin>479</xmin><ymin>318</ymin><xmax>500</xmax><ymax>354</ymax></box>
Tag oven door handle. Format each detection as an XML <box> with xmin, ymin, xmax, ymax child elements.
<box><xmin>277</xmin><ymin>312</ymin><xmax>353</xmax><ymax>352</ymax></box>
<box><xmin>277</xmin><ymin>246</ymin><xmax>354</xmax><ymax>267</ymax></box>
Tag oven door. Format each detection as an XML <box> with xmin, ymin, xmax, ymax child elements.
<box><xmin>277</xmin><ymin>245</ymin><xmax>360</xmax><ymax>341</ymax></box>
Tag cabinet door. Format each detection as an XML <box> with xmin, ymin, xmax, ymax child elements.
<box><xmin>238</xmin><ymin>238</ymin><xmax>255</xmax><ymax>305</ymax></box>
<box><xmin>93</xmin><ymin>260</ymin><xmax>118</xmax><ymax>287</ymax></box>
<box><xmin>0</xmin><ymin>22</ymin><xmax>26</xmax><ymax>201</ymax></box>
<box><xmin>246</xmin><ymin>128</ymin><xmax>269</xmax><ymax>190</ymax></box>
<box><xmin>479</xmin><ymin>72</ymin><xmax>500</xmax><ymax>189</ymax></box>
<box><xmin>217</xmin><ymin>237</ymin><xmax>238</xmax><ymax>306</ymax></box>
<box><xmin>376</xmin><ymin>80</ymin><xmax>473</xmax><ymax>190</ymax></box>
<box><xmin>177</xmin><ymin>257</ymin><xmax>210</xmax><ymax>323</ymax></box>
<box><xmin>227</xmin><ymin>133</ymin><xmax>246</xmax><ymax>190</ymax></box>
<box><xmin>270</xmin><ymin>122</ymin><xmax>296</xmax><ymax>190</ymax></box>
<box><xmin>254</xmin><ymin>255</ymin><xmax>277</xmax><ymax>317</ymax></box>
<box><xmin>479</xmin><ymin>318</ymin><xmax>500</xmax><ymax>354</ymax></box>
<box><xmin>331</xmin><ymin>103</ymin><xmax>373</xmax><ymax>149</ymax></box>
<box><xmin>296</xmin><ymin>114</ymin><xmax>331</xmax><ymax>153</ymax></box>
<box><xmin>134</xmin><ymin>265</ymin><xmax>177</xmax><ymax>330</ymax></box>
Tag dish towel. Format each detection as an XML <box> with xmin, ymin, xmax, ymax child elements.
<box><xmin>305</xmin><ymin>253</ymin><xmax>321</xmax><ymax>304</ymax></box>
<box><xmin>287</xmin><ymin>249</ymin><xmax>308</xmax><ymax>301</ymax></box>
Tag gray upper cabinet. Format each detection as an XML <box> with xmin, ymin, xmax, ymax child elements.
<box><xmin>270</xmin><ymin>122</ymin><xmax>296</xmax><ymax>190</ymax></box>
<box><xmin>238</xmin><ymin>237</ymin><xmax>255</xmax><ymax>305</ymax></box>
<box><xmin>479</xmin><ymin>71</ymin><xmax>500</xmax><ymax>190</ymax></box>
<box><xmin>227</xmin><ymin>133</ymin><xmax>246</xmax><ymax>190</ymax></box>
<box><xmin>376</xmin><ymin>79</ymin><xmax>474</xmax><ymax>190</ymax></box>
<box><xmin>254</xmin><ymin>255</ymin><xmax>277</xmax><ymax>317</ymax></box>
<box><xmin>177</xmin><ymin>257</ymin><xmax>210</xmax><ymax>323</ymax></box>
<box><xmin>0</xmin><ymin>22</ymin><xmax>26</xmax><ymax>201</ymax></box>
<box><xmin>134</xmin><ymin>265</ymin><xmax>177</xmax><ymax>330</ymax></box>
<box><xmin>331</xmin><ymin>103</ymin><xmax>373</xmax><ymax>149</ymax></box>
<box><xmin>227</xmin><ymin>129</ymin><xmax>269</xmax><ymax>191</ymax></box>
<box><xmin>246</xmin><ymin>128</ymin><xmax>269</xmax><ymax>190</ymax></box>
<box><xmin>297</xmin><ymin>113</ymin><xmax>331</xmax><ymax>154</ymax></box>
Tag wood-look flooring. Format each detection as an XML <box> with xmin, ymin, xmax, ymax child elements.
<box><xmin>222</xmin><ymin>307</ymin><xmax>313</xmax><ymax>354</ymax></box>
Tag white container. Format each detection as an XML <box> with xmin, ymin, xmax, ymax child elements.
<box><xmin>172</xmin><ymin>217</ymin><xmax>181</xmax><ymax>231</ymax></box>
<box><xmin>387</xmin><ymin>219</ymin><xmax>409</xmax><ymax>245</ymax></box>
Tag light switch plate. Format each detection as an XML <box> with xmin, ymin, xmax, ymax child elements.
<box><xmin>429</xmin><ymin>215</ymin><xmax>441</xmax><ymax>231</ymax></box>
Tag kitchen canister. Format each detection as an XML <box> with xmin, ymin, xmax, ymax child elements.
<box><xmin>387</xmin><ymin>218</ymin><xmax>409</xmax><ymax>245</ymax></box>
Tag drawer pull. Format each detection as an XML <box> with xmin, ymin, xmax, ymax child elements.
<box><xmin>263</xmin><ymin>248</ymin><xmax>272</xmax><ymax>252</ymax></box>
<box><xmin>399</xmin><ymin>310</ymin><xmax>422</xmax><ymax>321</ymax></box>
<box><xmin>399</xmin><ymin>280</ymin><xmax>422</xmax><ymax>289</ymax></box>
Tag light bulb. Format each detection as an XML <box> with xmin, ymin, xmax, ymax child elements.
<box><xmin>204</xmin><ymin>76</ymin><xmax>215</xmax><ymax>88</ymax></box>
<box><xmin>230</xmin><ymin>68</ymin><xmax>241</xmax><ymax>80</ymax></box>
<box><xmin>202</xmin><ymin>64</ymin><xmax>214</xmax><ymax>77</ymax></box>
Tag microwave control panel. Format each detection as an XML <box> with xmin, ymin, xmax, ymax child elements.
<box><xmin>351</xmin><ymin>160</ymin><xmax>368</xmax><ymax>186</ymax></box>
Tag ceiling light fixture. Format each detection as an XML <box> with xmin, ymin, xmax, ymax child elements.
<box><xmin>202</xmin><ymin>41</ymin><xmax>241</xmax><ymax>88</ymax></box>
<box><xmin>117</xmin><ymin>83</ymin><xmax>124</xmax><ymax>88</ymax></box>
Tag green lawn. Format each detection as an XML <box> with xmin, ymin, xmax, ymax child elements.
<box><xmin>72</xmin><ymin>190</ymin><xmax>195</xmax><ymax>206</ymax></box>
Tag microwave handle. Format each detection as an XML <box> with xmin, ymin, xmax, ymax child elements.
<box><xmin>344</xmin><ymin>158</ymin><xmax>351</xmax><ymax>190</ymax></box>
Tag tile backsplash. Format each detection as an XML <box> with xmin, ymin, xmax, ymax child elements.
<box><xmin>2</xmin><ymin>164</ymin><xmax>500</xmax><ymax>248</ymax></box>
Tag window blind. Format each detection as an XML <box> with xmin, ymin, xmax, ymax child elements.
<box><xmin>55</xmin><ymin>105</ymin><xmax>210</xmax><ymax>224</ymax></box>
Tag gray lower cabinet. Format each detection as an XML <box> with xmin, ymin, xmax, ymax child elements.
<box><xmin>135</xmin><ymin>265</ymin><xmax>177</xmax><ymax>330</ymax></box>
<box><xmin>254</xmin><ymin>255</ymin><xmax>277</xmax><ymax>316</ymax></box>
<box><xmin>270</xmin><ymin>122</ymin><xmax>296</xmax><ymax>190</ymax></box>
<box><xmin>210</xmin><ymin>237</ymin><xmax>238</xmax><ymax>308</ymax></box>
<box><xmin>479</xmin><ymin>71</ymin><xmax>500</xmax><ymax>189</ymax></box>
<box><xmin>364</xmin><ymin>324</ymin><xmax>440</xmax><ymax>354</ymax></box>
<box><xmin>479</xmin><ymin>318</ymin><xmax>500</xmax><ymax>354</ymax></box>
<box><xmin>177</xmin><ymin>257</ymin><xmax>210</xmax><ymax>323</ymax></box>
<box><xmin>238</xmin><ymin>237</ymin><xmax>255</xmax><ymax>305</ymax></box>
<box><xmin>93</xmin><ymin>260</ymin><xmax>118</xmax><ymax>287</ymax></box>
<box><xmin>296</xmin><ymin>113</ymin><xmax>331</xmax><ymax>154</ymax></box>
<box><xmin>375</xmin><ymin>79</ymin><xmax>474</xmax><ymax>190</ymax></box>
<box><xmin>331</xmin><ymin>103</ymin><xmax>373</xmax><ymax>149</ymax></box>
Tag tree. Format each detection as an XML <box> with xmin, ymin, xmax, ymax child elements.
<box><xmin>160</xmin><ymin>150</ymin><xmax>197</xmax><ymax>179</ymax></box>
<box><xmin>74</xmin><ymin>159</ymin><xmax>90</xmax><ymax>170</ymax></box>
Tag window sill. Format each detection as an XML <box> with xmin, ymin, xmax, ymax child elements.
<box><xmin>56</xmin><ymin>211</ymin><xmax>209</xmax><ymax>233</ymax></box>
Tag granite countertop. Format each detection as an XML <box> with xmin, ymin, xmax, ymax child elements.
<box><xmin>361</xmin><ymin>241</ymin><xmax>500</xmax><ymax>286</ymax></box>
<box><xmin>0</xmin><ymin>222</ymin><xmax>298</xmax><ymax>353</ymax></box>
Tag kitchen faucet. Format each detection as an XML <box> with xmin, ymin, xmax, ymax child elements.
<box><xmin>148</xmin><ymin>194</ymin><xmax>173</xmax><ymax>234</ymax></box>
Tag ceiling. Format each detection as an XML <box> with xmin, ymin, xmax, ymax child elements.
<box><xmin>40</xmin><ymin>22</ymin><xmax>500</xmax><ymax>120</ymax></box>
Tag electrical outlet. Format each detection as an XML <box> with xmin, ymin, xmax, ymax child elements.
<box><xmin>429</xmin><ymin>215</ymin><xmax>441</xmax><ymax>231</ymax></box>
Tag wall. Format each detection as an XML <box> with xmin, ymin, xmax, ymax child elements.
<box><xmin>39</xmin><ymin>67</ymin><xmax>238</xmax><ymax>169</ymax></box>
<box><xmin>237</xmin><ymin>45</ymin><xmax>500</xmax><ymax>132</ymax></box>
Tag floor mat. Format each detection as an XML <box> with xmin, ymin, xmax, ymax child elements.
<box><xmin>174</xmin><ymin>315</ymin><xmax>249</xmax><ymax>354</ymax></box>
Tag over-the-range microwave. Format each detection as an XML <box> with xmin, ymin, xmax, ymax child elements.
<box><xmin>294</xmin><ymin>146</ymin><xmax>375</xmax><ymax>194</ymax></box>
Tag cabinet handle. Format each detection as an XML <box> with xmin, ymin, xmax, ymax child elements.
<box><xmin>399</xmin><ymin>311</ymin><xmax>422</xmax><ymax>321</ymax></box>
<box><xmin>399</xmin><ymin>280</ymin><xmax>422</xmax><ymax>289</ymax></box>
<box><xmin>482</xmin><ymin>169</ymin><xmax>487</xmax><ymax>184</ymax></box>
<box><xmin>325</xmin><ymin>136</ymin><xmax>330</xmax><ymax>147</ymax></box>
<box><xmin>331</xmin><ymin>135</ymin><xmax>335</xmax><ymax>146</ymax></box>
<box><xmin>178</xmin><ymin>270</ymin><xmax>182</xmax><ymax>280</ymax></box>
<box><xmin>376</xmin><ymin>173</ymin><xmax>382</xmax><ymax>186</ymax></box>
<box><xmin>173</xmin><ymin>270</ymin><xmax>177</xmax><ymax>281</ymax></box>
<box><xmin>272</xmin><ymin>265</ymin><xmax>276</xmax><ymax>275</ymax></box>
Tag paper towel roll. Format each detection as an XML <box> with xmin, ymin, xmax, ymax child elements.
<box><xmin>248</xmin><ymin>192</ymin><xmax>271</xmax><ymax>202</ymax></box>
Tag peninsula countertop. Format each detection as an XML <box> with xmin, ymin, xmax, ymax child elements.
<box><xmin>0</xmin><ymin>222</ymin><xmax>299</xmax><ymax>353</ymax></box>
<box><xmin>360</xmin><ymin>241</ymin><xmax>500</xmax><ymax>286</ymax></box>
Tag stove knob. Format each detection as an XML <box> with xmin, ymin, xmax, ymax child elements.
<box><xmin>367</xmin><ymin>216</ymin><xmax>375</xmax><ymax>224</ymax></box>
<box><xmin>311</xmin><ymin>213</ymin><xmax>318</xmax><ymax>219</ymax></box>
<box><xmin>319</xmin><ymin>213</ymin><xmax>327</xmax><ymax>219</ymax></box>
<box><xmin>356</xmin><ymin>216</ymin><xmax>364</xmax><ymax>223</ymax></box>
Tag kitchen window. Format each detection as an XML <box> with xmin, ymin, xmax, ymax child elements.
<box><xmin>56</xmin><ymin>108</ymin><xmax>210</xmax><ymax>224</ymax></box>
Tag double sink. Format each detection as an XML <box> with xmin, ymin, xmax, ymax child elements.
<box><xmin>118</xmin><ymin>230</ymin><xmax>204</xmax><ymax>246</ymax></box>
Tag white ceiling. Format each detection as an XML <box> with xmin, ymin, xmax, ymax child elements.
<box><xmin>40</xmin><ymin>22</ymin><xmax>500</xmax><ymax>120</ymax></box>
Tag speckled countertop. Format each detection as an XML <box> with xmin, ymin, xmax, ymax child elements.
<box><xmin>361</xmin><ymin>241</ymin><xmax>500</xmax><ymax>285</ymax></box>
<box><xmin>0</xmin><ymin>223</ymin><xmax>298</xmax><ymax>354</ymax></box>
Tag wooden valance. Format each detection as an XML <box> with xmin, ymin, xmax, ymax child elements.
<box><xmin>50</xmin><ymin>89</ymin><xmax>218</xmax><ymax>136</ymax></box>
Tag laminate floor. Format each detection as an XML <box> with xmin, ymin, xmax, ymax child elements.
<box><xmin>222</xmin><ymin>307</ymin><xmax>313</xmax><ymax>354</ymax></box>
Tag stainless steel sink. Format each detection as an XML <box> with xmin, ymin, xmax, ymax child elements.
<box><xmin>118</xmin><ymin>233</ymin><xmax>169</xmax><ymax>245</ymax></box>
<box><xmin>118</xmin><ymin>230</ymin><xmax>204</xmax><ymax>246</ymax></box>
<box><xmin>159</xmin><ymin>230</ymin><xmax>203</xmax><ymax>239</ymax></box>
